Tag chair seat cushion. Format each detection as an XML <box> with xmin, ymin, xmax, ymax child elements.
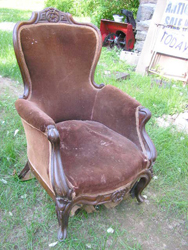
<box><xmin>56</xmin><ymin>120</ymin><xmax>147</xmax><ymax>196</ymax></box>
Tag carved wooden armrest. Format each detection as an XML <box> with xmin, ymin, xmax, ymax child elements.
<box><xmin>47</xmin><ymin>125</ymin><xmax>73</xmax><ymax>200</ymax></box>
<box><xmin>15</xmin><ymin>99</ymin><xmax>72</xmax><ymax>199</ymax></box>
<box><xmin>137</xmin><ymin>106</ymin><xmax>157</xmax><ymax>169</ymax></box>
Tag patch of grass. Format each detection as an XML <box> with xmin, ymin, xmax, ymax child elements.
<box><xmin>0</xmin><ymin>30</ymin><xmax>22</xmax><ymax>82</ymax></box>
<box><xmin>0</xmin><ymin>13</ymin><xmax>188</xmax><ymax>247</ymax></box>
<box><xmin>0</xmin><ymin>8</ymin><xmax>32</xmax><ymax>22</ymax></box>
<box><xmin>0</xmin><ymin>42</ymin><xmax>188</xmax><ymax>218</ymax></box>
<box><xmin>0</xmin><ymin>85</ymin><xmax>146</xmax><ymax>249</ymax></box>
<box><xmin>96</xmin><ymin>48</ymin><xmax>188</xmax><ymax>216</ymax></box>
<box><xmin>96</xmin><ymin>48</ymin><xmax>188</xmax><ymax>117</ymax></box>
<box><xmin>149</xmin><ymin>126</ymin><xmax>188</xmax><ymax>216</ymax></box>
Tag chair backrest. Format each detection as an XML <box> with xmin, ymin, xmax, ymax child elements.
<box><xmin>13</xmin><ymin>8</ymin><xmax>102</xmax><ymax>122</ymax></box>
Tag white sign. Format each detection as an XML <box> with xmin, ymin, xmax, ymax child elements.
<box><xmin>155</xmin><ymin>0</ymin><xmax>188</xmax><ymax>59</ymax></box>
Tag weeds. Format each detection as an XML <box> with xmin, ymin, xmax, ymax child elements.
<box><xmin>0</xmin><ymin>8</ymin><xmax>31</xmax><ymax>22</ymax></box>
<box><xmin>0</xmin><ymin>4</ymin><xmax>188</xmax><ymax>249</ymax></box>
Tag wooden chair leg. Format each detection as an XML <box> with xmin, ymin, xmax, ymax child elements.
<box><xmin>55</xmin><ymin>197</ymin><xmax>72</xmax><ymax>241</ymax></box>
<box><xmin>18</xmin><ymin>161</ymin><xmax>35</xmax><ymax>181</ymax></box>
<box><xmin>131</xmin><ymin>171</ymin><xmax>152</xmax><ymax>203</ymax></box>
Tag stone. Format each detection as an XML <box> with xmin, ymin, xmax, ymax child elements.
<box><xmin>86</xmin><ymin>243</ymin><xmax>92</xmax><ymax>249</ymax></box>
<box><xmin>114</xmin><ymin>72</ymin><xmax>130</xmax><ymax>81</ymax></box>
<box><xmin>140</xmin><ymin>0</ymin><xmax>158</xmax><ymax>4</ymax></box>
<box><xmin>49</xmin><ymin>242</ymin><xmax>58</xmax><ymax>247</ymax></box>
<box><xmin>136</xmin><ymin>20</ymin><xmax>151</xmax><ymax>32</ymax></box>
<box><xmin>134</xmin><ymin>41</ymin><xmax>145</xmax><ymax>52</ymax></box>
<box><xmin>156</xmin><ymin>111</ymin><xmax>188</xmax><ymax>134</ymax></box>
<box><xmin>135</xmin><ymin>31</ymin><xmax>147</xmax><ymax>41</ymax></box>
<box><xmin>120</xmin><ymin>51</ymin><xmax>140</xmax><ymax>66</ymax></box>
<box><xmin>108</xmin><ymin>71</ymin><xmax>130</xmax><ymax>81</ymax></box>
<box><xmin>174</xmin><ymin>113</ymin><xmax>188</xmax><ymax>133</ymax></box>
<box><xmin>107</xmin><ymin>227</ymin><xmax>114</xmax><ymax>234</ymax></box>
<box><xmin>137</xmin><ymin>4</ymin><xmax>156</xmax><ymax>21</ymax></box>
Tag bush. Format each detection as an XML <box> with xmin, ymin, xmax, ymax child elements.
<box><xmin>45</xmin><ymin>0</ymin><xmax>139</xmax><ymax>26</ymax></box>
<box><xmin>90</xmin><ymin>0</ymin><xmax>139</xmax><ymax>26</ymax></box>
<box><xmin>45</xmin><ymin>0</ymin><xmax>74</xmax><ymax>14</ymax></box>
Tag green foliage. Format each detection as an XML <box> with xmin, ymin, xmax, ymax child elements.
<box><xmin>0</xmin><ymin>47</ymin><xmax>188</xmax><ymax>248</ymax></box>
<box><xmin>45</xmin><ymin>0</ymin><xmax>74</xmax><ymax>14</ymax></box>
<box><xmin>90</xmin><ymin>0</ymin><xmax>139</xmax><ymax>26</ymax></box>
<box><xmin>45</xmin><ymin>0</ymin><xmax>139</xmax><ymax>26</ymax></box>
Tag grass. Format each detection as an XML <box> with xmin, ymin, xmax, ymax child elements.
<box><xmin>0</xmin><ymin>30</ymin><xmax>22</xmax><ymax>81</ymax></box>
<box><xmin>0</xmin><ymin>8</ymin><xmax>32</xmax><ymax>22</ymax></box>
<box><xmin>97</xmin><ymin>48</ymin><xmax>188</xmax><ymax>216</ymax></box>
<box><xmin>0</xmin><ymin>90</ymin><xmax>145</xmax><ymax>249</ymax></box>
<box><xmin>0</xmin><ymin>47</ymin><xmax>188</xmax><ymax>248</ymax></box>
<box><xmin>0</xmin><ymin>2</ymin><xmax>188</xmax><ymax>249</ymax></box>
<box><xmin>0</xmin><ymin>6</ymin><xmax>40</xmax><ymax>81</ymax></box>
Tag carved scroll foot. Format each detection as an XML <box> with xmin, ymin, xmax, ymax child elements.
<box><xmin>131</xmin><ymin>170</ymin><xmax>152</xmax><ymax>203</ymax></box>
<box><xmin>55</xmin><ymin>197</ymin><xmax>72</xmax><ymax>241</ymax></box>
<box><xmin>18</xmin><ymin>161</ymin><xmax>35</xmax><ymax>181</ymax></box>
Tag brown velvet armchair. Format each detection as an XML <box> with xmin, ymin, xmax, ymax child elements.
<box><xmin>13</xmin><ymin>7</ymin><xmax>156</xmax><ymax>241</ymax></box>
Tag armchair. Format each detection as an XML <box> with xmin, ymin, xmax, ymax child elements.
<box><xmin>13</xmin><ymin>7</ymin><xmax>156</xmax><ymax>241</ymax></box>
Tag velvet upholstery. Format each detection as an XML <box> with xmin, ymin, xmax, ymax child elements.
<box><xmin>15</xmin><ymin>85</ymin><xmax>147</xmax><ymax>197</ymax></box>
<box><xmin>19</xmin><ymin>23</ymin><xmax>99</xmax><ymax>122</ymax></box>
<box><xmin>92</xmin><ymin>85</ymin><xmax>142</xmax><ymax>149</ymax></box>
<box><xmin>22</xmin><ymin>120</ymin><xmax>53</xmax><ymax>193</ymax></box>
<box><xmin>15</xmin><ymin>99</ymin><xmax>55</xmax><ymax>132</ymax></box>
<box><xmin>13</xmin><ymin>8</ymin><xmax>156</xmax><ymax>241</ymax></box>
<box><xmin>56</xmin><ymin>120</ymin><xmax>147</xmax><ymax>195</ymax></box>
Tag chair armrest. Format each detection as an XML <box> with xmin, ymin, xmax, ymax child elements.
<box><xmin>15</xmin><ymin>99</ymin><xmax>55</xmax><ymax>132</ymax></box>
<box><xmin>47</xmin><ymin>125</ymin><xmax>73</xmax><ymax>199</ymax></box>
<box><xmin>92</xmin><ymin>85</ymin><xmax>141</xmax><ymax>148</ymax></box>
<box><xmin>92</xmin><ymin>85</ymin><xmax>156</xmax><ymax>166</ymax></box>
<box><xmin>16</xmin><ymin>99</ymin><xmax>73</xmax><ymax>199</ymax></box>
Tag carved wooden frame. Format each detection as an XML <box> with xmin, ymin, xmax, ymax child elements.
<box><xmin>46</xmin><ymin>107</ymin><xmax>156</xmax><ymax>240</ymax></box>
<box><xmin>13</xmin><ymin>8</ymin><xmax>157</xmax><ymax>241</ymax></box>
<box><xmin>13</xmin><ymin>7</ymin><xmax>104</xmax><ymax>100</ymax></box>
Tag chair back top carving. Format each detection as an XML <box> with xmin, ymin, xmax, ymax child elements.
<box><xmin>13</xmin><ymin>8</ymin><xmax>103</xmax><ymax>122</ymax></box>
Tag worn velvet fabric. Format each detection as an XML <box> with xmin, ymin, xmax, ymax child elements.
<box><xmin>20</xmin><ymin>23</ymin><xmax>98</xmax><ymax>122</ymax></box>
<box><xmin>22</xmin><ymin>120</ymin><xmax>53</xmax><ymax>192</ymax></box>
<box><xmin>15</xmin><ymin>19</ymin><xmax>148</xmax><ymax>198</ymax></box>
<box><xmin>15</xmin><ymin>99</ymin><xmax>55</xmax><ymax>132</ymax></box>
<box><xmin>91</xmin><ymin>85</ymin><xmax>142</xmax><ymax>150</ymax></box>
<box><xmin>56</xmin><ymin>120</ymin><xmax>147</xmax><ymax>195</ymax></box>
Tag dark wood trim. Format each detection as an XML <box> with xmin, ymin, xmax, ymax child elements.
<box><xmin>47</xmin><ymin>125</ymin><xmax>73</xmax><ymax>200</ymax></box>
<box><xmin>13</xmin><ymin>12</ymin><xmax>38</xmax><ymax>99</ymax></box>
<box><xmin>13</xmin><ymin>7</ymin><xmax>104</xmax><ymax>100</ymax></box>
<box><xmin>18</xmin><ymin>160</ymin><xmax>30</xmax><ymax>179</ymax></box>
<box><xmin>54</xmin><ymin>169</ymin><xmax>152</xmax><ymax>241</ymax></box>
<box><xmin>18</xmin><ymin>161</ymin><xmax>35</xmax><ymax>181</ymax></box>
<box><xmin>13</xmin><ymin>7</ymin><xmax>156</xmax><ymax>241</ymax></box>
<box><xmin>46</xmin><ymin>107</ymin><xmax>156</xmax><ymax>241</ymax></box>
<box><xmin>138</xmin><ymin>106</ymin><xmax>157</xmax><ymax>170</ymax></box>
<box><xmin>130</xmin><ymin>169</ymin><xmax>152</xmax><ymax>202</ymax></box>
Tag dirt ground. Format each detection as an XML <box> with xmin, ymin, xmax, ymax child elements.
<box><xmin>0</xmin><ymin>76</ymin><xmax>23</xmax><ymax>97</ymax></box>
<box><xmin>1</xmin><ymin>76</ymin><xmax>188</xmax><ymax>250</ymax></box>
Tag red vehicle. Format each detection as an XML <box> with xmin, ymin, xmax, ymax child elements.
<box><xmin>100</xmin><ymin>9</ymin><xmax>136</xmax><ymax>50</ymax></box>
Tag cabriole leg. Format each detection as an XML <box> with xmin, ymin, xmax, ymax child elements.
<box><xmin>135</xmin><ymin>174</ymin><xmax>152</xmax><ymax>203</ymax></box>
<box><xmin>18</xmin><ymin>160</ymin><xmax>34</xmax><ymax>181</ymax></box>
<box><xmin>131</xmin><ymin>171</ymin><xmax>152</xmax><ymax>203</ymax></box>
<box><xmin>55</xmin><ymin>197</ymin><xmax>72</xmax><ymax>241</ymax></box>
